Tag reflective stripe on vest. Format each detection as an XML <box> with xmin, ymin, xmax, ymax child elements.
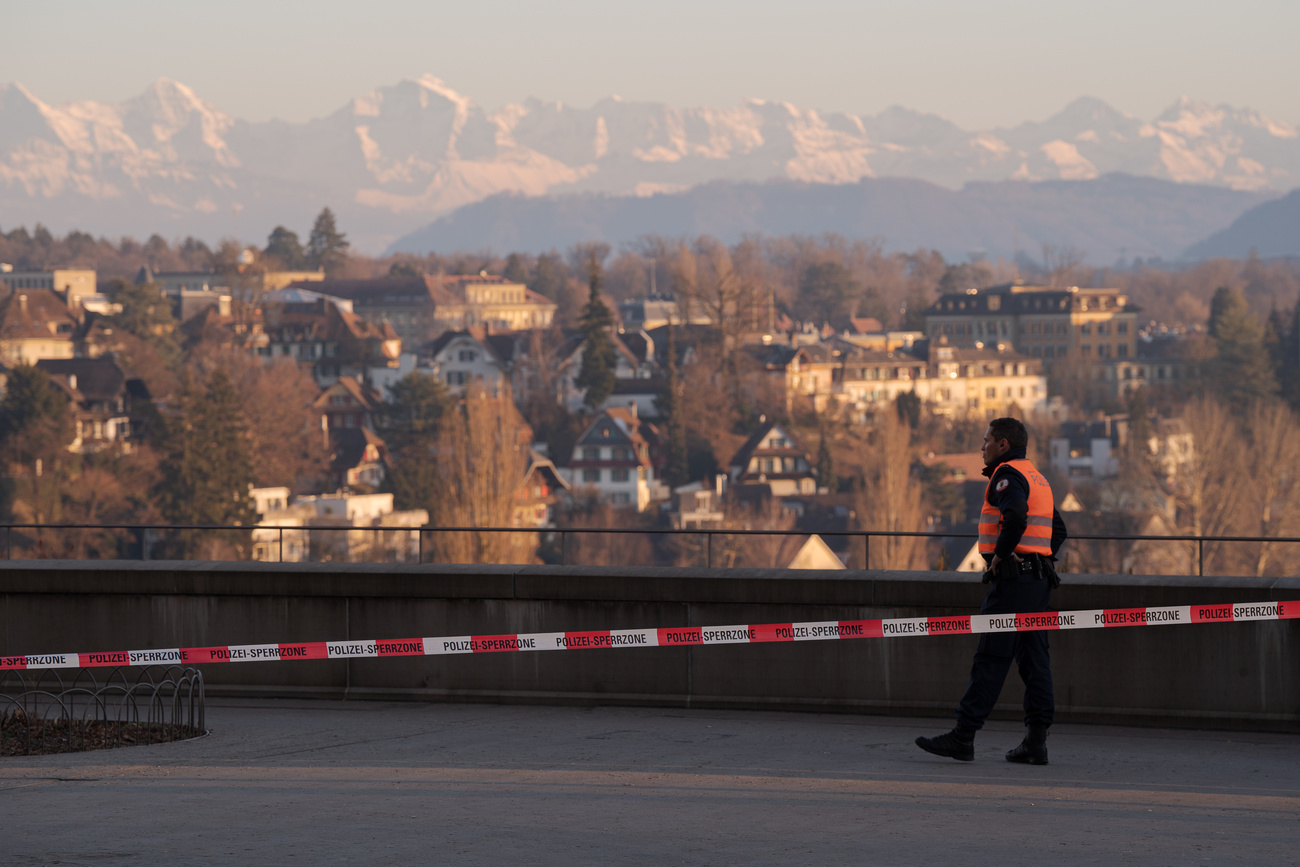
<box><xmin>978</xmin><ymin>458</ymin><xmax>1054</xmax><ymax>556</ymax></box>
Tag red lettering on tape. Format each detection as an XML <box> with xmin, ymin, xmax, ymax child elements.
<box><xmin>1013</xmin><ymin>613</ymin><xmax>1060</xmax><ymax>631</ymax></box>
<box><xmin>560</xmin><ymin>630</ymin><xmax>612</xmax><ymax>650</ymax></box>
<box><xmin>657</xmin><ymin>627</ymin><xmax>703</xmax><ymax>646</ymax></box>
<box><xmin>1</xmin><ymin>656</ymin><xmax>28</xmax><ymax>670</ymax></box>
<box><xmin>471</xmin><ymin>634</ymin><xmax>525</xmax><ymax>653</ymax></box>
<box><xmin>1098</xmin><ymin>608</ymin><xmax>1143</xmax><ymax>626</ymax></box>
<box><xmin>279</xmin><ymin>642</ymin><xmax>329</xmax><ymax>660</ymax></box>
<box><xmin>375</xmin><ymin>639</ymin><xmax>424</xmax><ymax>657</ymax></box>
<box><xmin>79</xmin><ymin>651</ymin><xmax>130</xmax><ymax>667</ymax></box>
<box><xmin>925</xmin><ymin>616</ymin><xmax>972</xmax><ymax>635</ymax></box>
<box><xmin>1191</xmin><ymin>605</ymin><xmax>1234</xmax><ymax>623</ymax></box>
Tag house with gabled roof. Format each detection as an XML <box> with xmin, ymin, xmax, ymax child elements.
<box><xmin>562</xmin><ymin>406</ymin><xmax>665</xmax><ymax>511</ymax></box>
<box><xmin>554</xmin><ymin>328</ymin><xmax>659</xmax><ymax>413</ymax></box>
<box><xmin>0</xmin><ymin>287</ymin><xmax>79</xmax><ymax>365</ymax></box>
<box><xmin>728</xmin><ymin>418</ymin><xmax>817</xmax><ymax>496</ymax></box>
<box><xmin>34</xmin><ymin>357</ymin><xmax>151</xmax><ymax>453</ymax></box>
<box><xmin>418</xmin><ymin>327</ymin><xmax>519</xmax><ymax>395</ymax></box>
<box><xmin>514</xmin><ymin>447</ymin><xmax>571</xmax><ymax>528</ymax></box>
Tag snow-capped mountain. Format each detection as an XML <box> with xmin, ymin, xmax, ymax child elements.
<box><xmin>1</xmin><ymin>75</ymin><xmax>1297</xmax><ymax>252</ymax></box>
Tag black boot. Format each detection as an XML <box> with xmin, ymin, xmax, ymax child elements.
<box><xmin>915</xmin><ymin>726</ymin><xmax>975</xmax><ymax>761</ymax></box>
<box><xmin>1005</xmin><ymin>725</ymin><xmax>1049</xmax><ymax>765</ymax></box>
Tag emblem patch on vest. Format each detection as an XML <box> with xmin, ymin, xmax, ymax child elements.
<box><xmin>995</xmin><ymin>478</ymin><xmax>1009</xmax><ymax>492</ymax></box>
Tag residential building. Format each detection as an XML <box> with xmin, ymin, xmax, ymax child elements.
<box><xmin>670</xmin><ymin>477</ymin><xmax>728</xmax><ymax>530</ymax></box>
<box><xmin>260</xmin><ymin>288</ymin><xmax>401</xmax><ymax>387</ymax></box>
<box><xmin>562</xmin><ymin>406</ymin><xmax>664</xmax><ymax>510</ymax></box>
<box><xmin>250</xmin><ymin>486</ymin><xmax>314</xmax><ymax>563</ymax></box>
<box><xmin>922</xmin><ymin>341</ymin><xmax>1048</xmax><ymax>420</ymax></box>
<box><xmin>514</xmin><ymin>448</ymin><xmax>571</xmax><ymax>528</ymax></box>
<box><xmin>742</xmin><ymin>343</ymin><xmax>839</xmax><ymax>413</ymax></box>
<box><xmin>0</xmin><ymin>287</ymin><xmax>79</xmax><ymax>364</ymax></box>
<box><xmin>618</xmin><ymin>296</ymin><xmax>714</xmax><ymax>331</ymax></box>
<box><xmin>728</xmin><ymin>419</ymin><xmax>817</xmax><ymax>496</ymax></box>
<box><xmin>434</xmin><ymin>273</ymin><xmax>557</xmax><ymax>332</ymax></box>
<box><xmin>35</xmin><ymin>357</ymin><xmax>151</xmax><ymax>452</ymax></box>
<box><xmin>289</xmin><ymin>273</ymin><xmax>556</xmax><ymax>348</ymax></box>
<box><xmin>418</xmin><ymin>327</ymin><xmax>518</xmax><ymax>395</ymax></box>
<box><xmin>924</xmin><ymin>283</ymin><xmax>1140</xmax><ymax>370</ymax></box>
<box><xmin>0</xmin><ymin>269</ymin><xmax>97</xmax><ymax>310</ymax></box>
<box><xmin>313</xmin><ymin>377</ymin><xmax>391</xmax><ymax>490</ymax></box>
<box><xmin>1048</xmin><ymin>417</ymin><xmax>1126</xmax><ymax>481</ymax></box>
<box><xmin>554</xmin><ymin>328</ymin><xmax>658</xmax><ymax>413</ymax></box>
<box><xmin>294</xmin><ymin>492</ymin><xmax>427</xmax><ymax>562</ymax></box>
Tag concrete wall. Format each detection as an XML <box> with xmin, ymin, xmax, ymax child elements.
<box><xmin>1</xmin><ymin>561</ymin><xmax>1297</xmax><ymax>731</ymax></box>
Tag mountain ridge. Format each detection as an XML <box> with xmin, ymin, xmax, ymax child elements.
<box><xmin>1</xmin><ymin>76</ymin><xmax>1296</xmax><ymax>252</ymax></box>
<box><xmin>387</xmin><ymin>173</ymin><xmax>1272</xmax><ymax>263</ymax></box>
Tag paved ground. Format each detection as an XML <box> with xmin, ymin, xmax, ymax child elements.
<box><xmin>1</xmin><ymin>699</ymin><xmax>1297</xmax><ymax>866</ymax></box>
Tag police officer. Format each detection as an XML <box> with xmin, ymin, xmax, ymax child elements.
<box><xmin>916</xmin><ymin>417</ymin><xmax>1067</xmax><ymax>764</ymax></box>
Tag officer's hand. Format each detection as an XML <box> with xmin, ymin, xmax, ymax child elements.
<box><xmin>989</xmin><ymin>554</ymin><xmax>1002</xmax><ymax>573</ymax></box>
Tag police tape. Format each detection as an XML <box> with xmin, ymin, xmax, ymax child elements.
<box><xmin>2</xmin><ymin>599</ymin><xmax>1297</xmax><ymax>670</ymax></box>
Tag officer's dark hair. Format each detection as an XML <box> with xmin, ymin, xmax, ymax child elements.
<box><xmin>988</xmin><ymin>417</ymin><xmax>1029</xmax><ymax>451</ymax></box>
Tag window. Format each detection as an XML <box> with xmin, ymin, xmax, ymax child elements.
<box><xmin>1081</xmin><ymin>344</ymin><xmax>1091</xmax><ymax>356</ymax></box>
<box><xmin>582</xmin><ymin>447</ymin><xmax>601</xmax><ymax>460</ymax></box>
<box><xmin>611</xmin><ymin>468</ymin><xmax>630</xmax><ymax>482</ymax></box>
<box><xmin>986</xmin><ymin>387</ymin><xmax>997</xmax><ymax>399</ymax></box>
<box><xmin>582</xmin><ymin>468</ymin><xmax>601</xmax><ymax>483</ymax></box>
<box><xmin>1117</xmin><ymin>344</ymin><xmax>1129</xmax><ymax>358</ymax></box>
<box><xmin>611</xmin><ymin>446</ymin><xmax>630</xmax><ymax>460</ymax></box>
<box><xmin>458</xmin><ymin>349</ymin><xmax>477</xmax><ymax>362</ymax></box>
<box><xmin>1098</xmin><ymin>323</ymin><xmax>1110</xmax><ymax>336</ymax></box>
<box><xmin>1118</xmin><ymin>322</ymin><xmax>1128</xmax><ymax>336</ymax></box>
<box><xmin>1081</xmin><ymin>323</ymin><xmax>1092</xmax><ymax>336</ymax></box>
<box><xmin>447</xmin><ymin>371</ymin><xmax>467</xmax><ymax>385</ymax></box>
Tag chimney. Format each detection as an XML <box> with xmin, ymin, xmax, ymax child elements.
<box><xmin>19</xmin><ymin>294</ymin><xmax>27</xmax><ymax>313</ymax></box>
<box><xmin>627</xmin><ymin>401</ymin><xmax>637</xmax><ymax>418</ymax></box>
<box><xmin>69</xmin><ymin>374</ymin><xmax>77</xmax><ymax>391</ymax></box>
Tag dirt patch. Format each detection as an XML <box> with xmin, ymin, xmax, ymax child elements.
<box><xmin>1</xmin><ymin>708</ymin><xmax>203</xmax><ymax>756</ymax></box>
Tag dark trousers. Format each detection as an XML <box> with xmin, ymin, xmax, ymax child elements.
<box><xmin>955</xmin><ymin>559</ymin><xmax>1055</xmax><ymax>731</ymax></box>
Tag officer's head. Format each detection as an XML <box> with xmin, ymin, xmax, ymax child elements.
<box><xmin>982</xmin><ymin>417</ymin><xmax>1028</xmax><ymax>466</ymax></box>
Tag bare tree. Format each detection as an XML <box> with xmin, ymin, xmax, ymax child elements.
<box><xmin>1170</xmin><ymin>397</ymin><xmax>1245</xmax><ymax>575</ymax></box>
<box><xmin>855</xmin><ymin>410</ymin><xmax>927</xmax><ymax>569</ymax></box>
<box><xmin>426</xmin><ymin>384</ymin><xmax>537</xmax><ymax>564</ymax></box>
<box><xmin>1040</xmin><ymin>244</ymin><xmax>1088</xmax><ymax>288</ymax></box>
<box><xmin>1242</xmin><ymin>401</ymin><xmax>1300</xmax><ymax>576</ymax></box>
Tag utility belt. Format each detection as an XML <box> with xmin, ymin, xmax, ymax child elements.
<box><xmin>982</xmin><ymin>552</ymin><xmax>1061</xmax><ymax>588</ymax></box>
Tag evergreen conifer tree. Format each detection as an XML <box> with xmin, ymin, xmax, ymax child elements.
<box><xmin>657</xmin><ymin>321</ymin><xmax>689</xmax><ymax>487</ymax></box>
<box><xmin>379</xmin><ymin>371</ymin><xmax>456</xmax><ymax>510</ymax></box>
<box><xmin>306</xmin><ymin>207</ymin><xmax>350</xmax><ymax>275</ymax></box>
<box><xmin>155</xmin><ymin>370</ymin><xmax>256</xmax><ymax>532</ymax></box>
<box><xmin>503</xmin><ymin>253</ymin><xmax>529</xmax><ymax>285</ymax></box>
<box><xmin>816</xmin><ymin>427</ymin><xmax>834</xmax><ymax>491</ymax></box>
<box><xmin>1205</xmin><ymin>286</ymin><xmax>1278</xmax><ymax>408</ymax></box>
<box><xmin>575</xmin><ymin>254</ymin><xmax>617</xmax><ymax>409</ymax></box>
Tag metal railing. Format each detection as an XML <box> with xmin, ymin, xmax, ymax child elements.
<box><xmin>2</xmin><ymin>521</ymin><xmax>1297</xmax><ymax>577</ymax></box>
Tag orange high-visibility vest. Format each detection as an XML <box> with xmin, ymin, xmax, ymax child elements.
<box><xmin>978</xmin><ymin>458</ymin><xmax>1054</xmax><ymax>557</ymax></box>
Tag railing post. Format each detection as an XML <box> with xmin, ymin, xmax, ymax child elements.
<box><xmin>418</xmin><ymin>529</ymin><xmax>424</xmax><ymax>565</ymax></box>
<box><xmin>1198</xmin><ymin>538</ymin><xmax>1204</xmax><ymax>577</ymax></box>
<box><xmin>279</xmin><ymin>527</ymin><xmax>284</xmax><ymax>563</ymax></box>
<box><xmin>5</xmin><ymin>526</ymin><xmax>9</xmax><ymax>560</ymax></box>
<box><xmin>560</xmin><ymin>530</ymin><xmax>567</xmax><ymax>566</ymax></box>
<box><xmin>862</xmin><ymin>533</ymin><xmax>870</xmax><ymax>570</ymax></box>
<box><xmin>705</xmin><ymin>532</ymin><xmax>712</xmax><ymax>569</ymax></box>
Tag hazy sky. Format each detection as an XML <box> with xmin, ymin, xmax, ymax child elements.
<box><xmin>3</xmin><ymin>0</ymin><xmax>1297</xmax><ymax>128</ymax></box>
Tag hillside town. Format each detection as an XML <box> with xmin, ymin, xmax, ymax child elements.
<box><xmin>1</xmin><ymin>218</ymin><xmax>1298</xmax><ymax>576</ymax></box>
